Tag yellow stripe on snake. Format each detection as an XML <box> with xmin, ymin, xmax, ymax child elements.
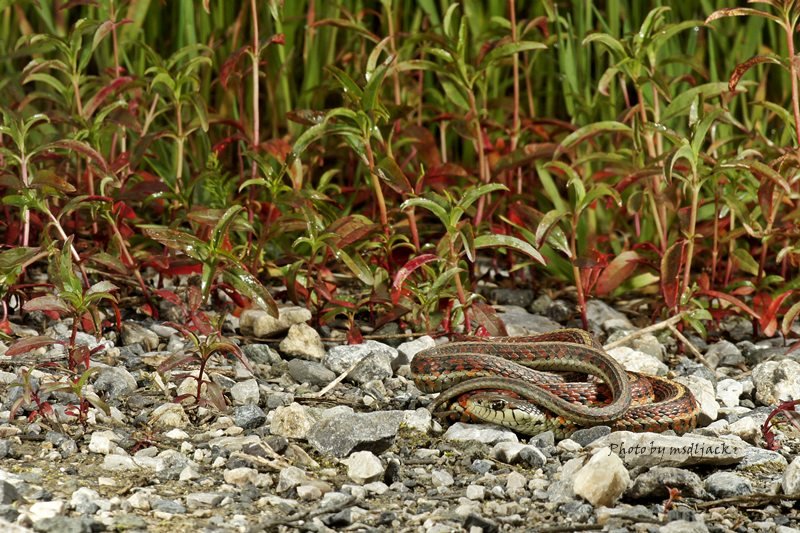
<box><xmin>410</xmin><ymin>329</ymin><xmax>699</xmax><ymax>438</ymax></box>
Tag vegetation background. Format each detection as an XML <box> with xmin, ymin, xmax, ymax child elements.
<box><xmin>1</xmin><ymin>0</ymin><xmax>800</xmax><ymax>347</ymax></box>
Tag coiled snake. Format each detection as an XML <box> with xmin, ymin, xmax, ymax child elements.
<box><xmin>410</xmin><ymin>329</ymin><xmax>699</xmax><ymax>438</ymax></box>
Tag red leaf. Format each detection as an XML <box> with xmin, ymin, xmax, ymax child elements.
<box><xmin>661</xmin><ymin>241</ymin><xmax>685</xmax><ymax>310</ymax></box>
<box><xmin>470</xmin><ymin>302</ymin><xmax>508</xmax><ymax>337</ymax></box>
<box><xmin>391</xmin><ymin>254</ymin><xmax>439</xmax><ymax>304</ymax></box>
<box><xmin>83</xmin><ymin>76</ymin><xmax>133</xmax><ymax>119</ymax></box>
<box><xmin>6</xmin><ymin>335</ymin><xmax>64</xmax><ymax>356</ymax></box>
<box><xmin>595</xmin><ymin>251</ymin><xmax>641</xmax><ymax>296</ymax></box>
<box><xmin>698</xmin><ymin>289</ymin><xmax>760</xmax><ymax>319</ymax></box>
<box><xmin>347</xmin><ymin>324</ymin><xmax>364</xmax><ymax>344</ymax></box>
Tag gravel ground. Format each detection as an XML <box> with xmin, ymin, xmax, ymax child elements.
<box><xmin>1</xmin><ymin>294</ymin><xmax>800</xmax><ymax>532</ymax></box>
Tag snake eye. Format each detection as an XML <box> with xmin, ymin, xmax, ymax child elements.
<box><xmin>489</xmin><ymin>399</ymin><xmax>507</xmax><ymax>410</ymax></box>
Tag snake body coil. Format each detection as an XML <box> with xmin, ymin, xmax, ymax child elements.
<box><xmin>410</xmin><ymin>329</ymin><xmax>699</xmax><ymax>438</ymax></box>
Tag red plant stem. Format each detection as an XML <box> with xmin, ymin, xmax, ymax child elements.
<box><xmin>364</xmin><ymin>141</ymin><xmax>389</xmax><ymax>233</ymax></box>
<box><xmin>449</xmin><ymin>236</ymin><xmax>470</xmax><ymax>330</ymax></box>
<box><xmin>785</xmin><ymin>20</ymin><xmax>800</xmax><ymax>148</ymax></box>
<box><xmin>508</xmin><ymin>0</ymin><xmax>521</xmax><ymax>194</ymax></box>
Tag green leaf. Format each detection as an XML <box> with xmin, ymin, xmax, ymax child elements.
<box><xmin>577</xmin><ymin>184</ymin><xmax>622</xmax><ymax>215</ymax></box>
<box><xmin>732</xmin><ymin>248</ymin><xmax>760</xmax><ymax>276</ymax></box>
<box><xmin>210</xmin><ymin>205</ymin><xmax>244</xmax><ymax>252</ymax></box>
<box><xmin>440</xmin><ymin>78</ymin><xmax>470</xmax><ymax>111</ymax></box>
<box><xmin>782</xmin><ymin>300</ymin><xmax>800</xmax><ymax>336</ymax></box>
<box><xmin>222</xmin><ymin>265</ymin><xmax>279</xmax><ymax>317</ymax></box>
<box><xmin>661</xmin><ymin>82</ymin><xmax>729</xmax><ymax>121</ymax></box>
<box><xmin>474</xmin><ymin>234</ymin><xmax>545</xmax><ymax>264</ymax></box>
<box><xmin>335</xmin><ymin>248</ymin><xmax>374</xmax><ymax>286</ymax></box>
<box><xmin>459</xmin><ymin>183</ymin><xmax>507</xmax><ymax>212</ymax></box>
<box><xmin>556</xmin><ymin>121</ymin><xmax>632</xmax><ymax>154</ymax></box>
<box><xmin>140</xmin><ymin>225</ymin><xmax>208</xmax><ymax>261</ymax></box>
<box><xmin>481</xmin><ymin>40</ymin><xmax>546</xmax><ymax>66</ymax></box>
<box><xmin>582</xmin><ymin>33</ymin><xmax>626</xmax><ymax>59</ymax></box>
<box><xmin>402</xmin><ymin>197</ymin><xmax>451</xmax><ymax>230</ymax></box>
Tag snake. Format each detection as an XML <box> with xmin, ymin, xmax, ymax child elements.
<box><xmin>410</xmin><ymin>329</ymin><xmax>699</xmax><ymax>438</ymax></box>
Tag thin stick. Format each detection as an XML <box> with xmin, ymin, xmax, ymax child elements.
<box><xmin>300</xmin><ymin>359</ymin><xmax>360</xmax><ymax>399</ymax></box>
<box><xmin>668</xmin><ymin>324</ymin><xmax>712</xmax><ymax>369</ymax></box>
<box><xmin>602</xmin><ymin>313</ymin><xmax>686</xmax><ymax>351</ymax></box>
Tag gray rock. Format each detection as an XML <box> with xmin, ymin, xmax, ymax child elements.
<box><xmin>486</xmin><ymin>288</ymin><xmax>534</xmax><ymax>307</ymax></box>
<box><xmin>470</xmin><ymin>459</ymin><xmax>493</xmax><ymax>474</ymax></box>
<box><xmin>93</xmin><ymin>366</ymin><xmax>138</xmax><ymax>399</ymax></box>
<box><xmin>571</xmin><ymin>426</ymin><xmax>611</xmax><ymax>447</ymax></box>
<box><xmin>659</xmin><ymin>520</ymin><xmax>709</xmax><ymax>533</ymax></box>
<box><xmin>494</xmin><ymin>305</ymin><xmax>561</xmax><ymax>336</ymax></box>
<box><xmin>185</xmin><ymin>492</ymin><xmax>224</xmax><ymax>511</ymax></box>
<box><xmin>585</xmin><ymin>300</ymin><xmax>634</xmax><ymax>332</ymax></box>
<box><xmin>265</xmin><ymin>391</ymin><xmax>294</xmax><ymax>410</ymax></box>
<box><xmin>587</xmin><ymin>432</ymin><xmax>746</xmax><ymax>468</ymax></box>
<box><xmin>737</xmin><ymin>447</ymin><xmax>787</xmax><ymax>474</ymax></box>
<box><xmin>288</xmin><ymin>358</ymin><xmax>335</xmax><ymax>386</ymax></box>
<box><xmin>112</xmin><ymin>515</ymin><xmax>148</xmax><ymax>530</ymax></box>
<box><xmin>121</xmin><ymin>322</ymin><xmax>159</xmax><ymax>350</ymax></box>
<box><xmin>0</xmin><ymin>481</ymin><xmax>20</xmax><ymax>505</ymax></box>
<box><xmin>242</xmin><ymin>344</ymin><xmax>282</xmax><ymax>365</ymax></box>
<box><xmin>32</xmin><ymin>517</ymin><xmax>92</xmax><ymax>533</ymax></box>
<box><xmin>544</xmin><ymin>299</ymin><xmax>573</xmax><ymax>323</ymax></box>
<box><xmin>70</xmin><ymin>487</ymin><xmax>101</xmax><ymax>515</ymax></box>
<box><xmin>279</xmin><ymin>323</ymin><xmax>325</xmax><ymax>361</ymax></box>
<box><xmin>324</xmin><ymin>341</ymin><xmax>397</xmax><ymax>375</ymax></box>
<box><xmin>705</xmin><ymin>471</ymin><xmax>753</xmax><ymax>498</ymax></box>
<box><xmin>230</xmin><ymin>378</ymin><xmax>260</xmax><ymax>405</ymax></box>
<box><xmin>306</xmin><ymin>410</ymin><xmax>406</xmax><ymax>457</ymax></box>
<box><xmin>752</xmin><ymin>359</ymin><xmax>800</xmax><ymax>406</ymax></box>
<box><xmin>150</xmin><ymin>498</ymin><xmax>186</xmax><ymax>514</ymax></box>
<box><xmin>442</xmin><ymin>422</ymin><xmax>518</xmax><ymax>445</ymax></box>
<box><xmin>627</xmin><ymin>467</ymin><xmax>706</xmax><ymax>499</ymax></box>
<box><xmin>395</xmin><ymin>336</ymin><xmax>436</xmax><ymax>369</ymax></box>
<box><xmin>350</xmin><ymin>352</ymin><xmax>393</xmax><ymax>384</ymax></box>
<box><xmin>720</xmin><ymin>315</ymin><xmax>753</xmax><ymax>341</ymax></box>
<box><xmin>705</xmin><ymin>340</ymin><xmax>744</xmax><ymax>368</ymax></box>
<box><xmin>233</xmin><ymin>404</ymin><xmax>266</xmax><ymax>429</ymax></box>
<box><xmin>519</xmin><ymin>446</ymin><xmax>547</xmax><ymax>468</ymax></box>
<box><xmin>490</xmin><ymin>442</ymin><xmax>540</xmax><ymax>464</ymax></box>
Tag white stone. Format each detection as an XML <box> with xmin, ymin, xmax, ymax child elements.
<box><xmin>343</xmin><ymin>451</ymin><xmax>384</xmax><ymax>484</ymax></box>
<box><xmin>716</xmin><ymin>379</ymin><xmax>743</xmax><ymax>408</ymax></box>
<box><xmin>279</xmin><ymin>323</ymin><xmax>326</xmax><ymax>361</ymax></box>
<box><xmin>466</xmin><ymin>484</ymin><xmax>485</xmax><ymax>500</ymax></box>
<box><xmin>230</xmin><ymin>378</ymin><xmax>260</xmax><ymax>405</ymax></box>
<box><xmin>149</xmin><ymin>403</ymin><xmax>189</xmax><ymax>429</ymax></box>
<box><xmin>88</xmin><ymin>430</ymin><xmax>121</xmax><ymax>455</ymax></box>
<box><xmin>29</xmin><ymin>500</ymin><xmax>65</xmax><ymax>521</ymax></box>
<box><xmin>573</xmin><ymin>447</ymin><xmax>630</xmax><ymax>507</ymax></box>
<box><xmin>606</xmin><ymin>346</ymin><xmax>668</xmax><ymax>375</ymax></box>
<box><xmin>270</xmin><ymin>403</ymin><xmax>316</xmax><ymax>439</ymax></box>
<box><xmin>224</xmin><ymin>467</ymin><xmax>259</xmax><ymax>486</ymax></box>
<box><xmin>783</xmin><ymin>456</ymin><xmax>800</xmax><ymax>495</ymax></box>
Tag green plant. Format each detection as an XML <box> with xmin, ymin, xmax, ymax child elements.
<box><xmin>401</xmin><ymin>183</ymin><xmax>543</xmax><ymax>330</ymax></box>
<box><xmin>158</xmin><ymin>321</ymin><xmax>247</xmax><ymax>411</ymax></box>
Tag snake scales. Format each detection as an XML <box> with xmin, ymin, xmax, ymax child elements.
<box><xmin>410</xmin><ymin>329</ymin><xmax>699</xmax><ymax>438</ymax></box>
